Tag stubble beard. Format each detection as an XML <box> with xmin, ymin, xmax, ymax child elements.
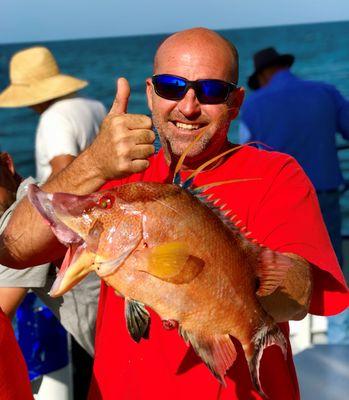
<box><xmin>152</xmin><ymin>110</ymin><xmax>231</xmax><ymax>162</ymax></box>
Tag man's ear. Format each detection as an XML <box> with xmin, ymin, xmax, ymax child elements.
<box><xmin>146</xmin><ymin>78</ymin><xmax>153</xmax><ymax>112</ymax></box>
<box><xmin>229</xmin><ymin>86</ymin><xmax>245</xmax><ymax>121</ymax></box>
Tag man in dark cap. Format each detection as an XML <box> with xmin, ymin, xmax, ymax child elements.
<box><xmin>240</xmin><ymin>47</ymin><xmax>349</xmax><ymax>271</ymax></box>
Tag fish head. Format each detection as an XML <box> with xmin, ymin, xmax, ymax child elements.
<box><xmin>28</xmin><ymin>184</ymin><xmax>143</xmax><ymax>297</ymax></box>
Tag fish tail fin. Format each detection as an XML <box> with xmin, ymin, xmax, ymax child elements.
<box><xmin>245</xmin><ymin>324</ymin><xmax>287</xmax><ymax>399</ymax></box>
<box><xmin>180</xmin><ymin>328</ymin><xmax>237</xmax><ymax>385</ymax></box>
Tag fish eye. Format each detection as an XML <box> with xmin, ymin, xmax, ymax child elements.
<box><xmin>97</xmin><ymin>194</ymin><xmax>115</xmax><ymax>209</ymax></box>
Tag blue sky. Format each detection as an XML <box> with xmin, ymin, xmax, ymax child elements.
<box><xmin>1</xmin><ymin>0</ymin><xmax>349</xmax><ymax>44</ymax></box>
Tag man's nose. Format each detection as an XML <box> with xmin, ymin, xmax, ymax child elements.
<box><xmin>177</xmin><ymin>88</ymin><xmax>201</xmax><ymax>118</ymax></box>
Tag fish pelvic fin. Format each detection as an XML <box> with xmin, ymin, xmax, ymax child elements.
<box><xmin>180</xmin><ymin>329</ymin><xmax>237</xmax><ymax>386</ymax></box>
<box><xmin>245</xmin><ymin>324</ymin><xmax>288</xmax><ymax>399</ymax></box>
<box><xmin>138</xmin><ymin>242</ymin><xmax>204</xmax><ymax>284</ymax></box>
<box><xmin>255</xmin><ymin>248</ymin><xmax>292</xmax><ymax>297</ymax></box>
<box><xmin>125</xmin><ymin>298</ymin><xmax>150</xmax><ymax>343</ymax></box>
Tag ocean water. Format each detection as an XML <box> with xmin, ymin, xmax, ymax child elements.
<box><xmin>1</xmin><ymin>20</ymin><xmax>349</xmax><ymax>226</ymax></box>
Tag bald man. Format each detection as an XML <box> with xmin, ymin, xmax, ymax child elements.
<box><xmin>1</xmin><ymin>28</ymin><xmax>348</xmax><ymax>399</ymax></box>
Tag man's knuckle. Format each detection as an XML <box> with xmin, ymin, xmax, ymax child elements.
<box><xmin>116</xmin><ymin>142</ymin><xmax>131</xmax><ymax>158</ymax></box>
<box><xmin>143</xmin><ymin>115</ymin><xmax>152</xmax><ymax>128</ymax></box>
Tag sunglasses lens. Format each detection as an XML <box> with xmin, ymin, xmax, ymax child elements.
<box><xmin>197</xmin><ymin>80</ymin><xmax>231</xmax><ymax>104</ymax></box>
<box><xmin>153</xmin><ymin>75</ymin><xmax>187</xmax><ymax>100</ymax></box>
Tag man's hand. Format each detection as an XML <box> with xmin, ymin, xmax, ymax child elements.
<box><xmin>88</xmin><ymin>77</ymin><xmax>155</xmax><ymax>181</ymax></box>
<box><xmin>257</xmin><ymin>249</ymin><xmax>313</xmax><ymax>322</ymax></box>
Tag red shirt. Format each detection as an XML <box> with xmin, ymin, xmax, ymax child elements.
<box><xmin>0</xmin><ymin>308</ymin><xmax>33</xmax><ymax>400</ymax></box>
<box><xmin>89</xmin><ymin>146</ymin><xmax>348</xmax><ymax>400</ymax></box>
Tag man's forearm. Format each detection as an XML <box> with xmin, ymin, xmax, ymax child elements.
<box><xmin>0</xmin><ymin>148</ymin><xmax>106</xmax><ymax>269</ymax></box>
<box><xmin>257</xmin><ymin>252</ymin><xmax>313</xmax><ymax>323</ymax></box>
<box><xmin>0</xmin><ymin>287</ymin><xmax>28</xmax><ymax>319</ymax></box>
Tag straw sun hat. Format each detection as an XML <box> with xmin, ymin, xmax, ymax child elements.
<box><xmin>0</xmin><ymin>46</ymin><xmax>88</xmax><ymax>107</ymax></box>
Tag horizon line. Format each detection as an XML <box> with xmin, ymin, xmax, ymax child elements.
<box><xmin>0</xmin><ymin>19</ymin><xmax>348</xmax><ymax>46</ymax></box>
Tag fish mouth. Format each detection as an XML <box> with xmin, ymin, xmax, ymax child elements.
<box><xmin>50</xmin><ymin>242</ymin><xmax>96</xmax><ymax>297</ymax></box>
<box><xmin>27</xmin><ymin>184</ymin><xmax>84</xmax><ymax>245</ymax></box>
<box><xmin>28</xmin><ymin>184</ymin><xmax>96</xmax><ymax>297</ymax></box>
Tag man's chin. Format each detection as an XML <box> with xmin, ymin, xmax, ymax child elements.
<box><xmin>169</xmin><ymin>141</ymin><xmax>209</xmax><ymax>164</ymax></box>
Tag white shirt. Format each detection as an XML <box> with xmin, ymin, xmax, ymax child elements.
<box><xmin>35</xmin><ymin>97</ymin><xmax>106</xmax><ymax>182</ymax></box>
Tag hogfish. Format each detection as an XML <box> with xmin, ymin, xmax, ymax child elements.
<box><xmin>28</xmin><ymin>145</ymin><xmax>289</xmax><ymax>398</ymax></box>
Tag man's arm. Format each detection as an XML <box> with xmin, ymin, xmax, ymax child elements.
<box><xmin>0</xmin><ymin>287</ymin><xmax>28</xmax><ymax>319</ymax></box>
<box><xmin>0</xmin><ymin>78</ymin><xmax>155</xmax><ymax>269</ymax></box>
<box><xmin>49</xmin><ymin>154</ymin><xmax>76</xmax><ymax>178</ymax></box>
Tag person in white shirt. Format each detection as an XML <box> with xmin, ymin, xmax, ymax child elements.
<box><xmin>35</xmin><ymin>96</ymin><xmax>105</xmax><ymax>182</ymax></box>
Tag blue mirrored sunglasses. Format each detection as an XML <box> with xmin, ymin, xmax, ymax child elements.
<box><xmin>152</xmin><ymin>74</ymin><xmax>237</xmax><ymax>105</ymax></box>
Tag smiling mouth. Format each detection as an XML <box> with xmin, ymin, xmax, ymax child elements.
<box><xmin>172</xmin><ymin>121</ymin><xmax>206</xmax><ymax>131</ymax></box>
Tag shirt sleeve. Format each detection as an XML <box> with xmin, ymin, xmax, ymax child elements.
<box><xmin>330</xmin><ymin>86</ymin><xmax>349</xmax><ymax>139</ymax></box>
<box><xmin>327</xmin><ymin>85</ymin><xmax>349</xmax><ymax>139</ymax></box>
<box><xmin>37</xmin><ymin>111</ymin><xmax>79</xmax><ymax>163</ymax></box>
<box><xmin>250</xmin><ymin>156</ymin><xmax>348</xmax><ymax>316</ymax></box>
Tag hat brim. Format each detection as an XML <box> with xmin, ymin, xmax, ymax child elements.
<box><xmin>0</xmin><ymin>74</ymin><xmax>88</xmax><ymax>108</ymax></box>
<box><xmin>248</xmin><ymin>54</ymin><xmax>295</xmax><ymax>90</ymax></box>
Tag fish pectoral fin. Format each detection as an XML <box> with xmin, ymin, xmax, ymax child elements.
<box><xmin>125</xmin><ymin>298</ymin><xmax>150</xmax><ymax>343</ymax></box>
<box><xmin>139</xmin><ymin>242</ymin><xmax>204</xmax><ymax>284</ymax></box>
<box><xmin>255</xmin><ymin>248</ymin><xmax>292</xmax><ymax>297</ymax></box>
<box><xmin>179</xmin><ymin>328</ymin><xmax>237</xmax><ymax>385</ymax></box>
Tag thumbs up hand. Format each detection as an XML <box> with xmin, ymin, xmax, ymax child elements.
<box><xmin>89</xmin><ymin>77</ymin><xmax>155</xmax><ymax>181</ymax></box>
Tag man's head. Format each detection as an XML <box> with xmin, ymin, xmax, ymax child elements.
<box><xmin>248</xmin><ymin>47</ymin><xmax>295</xmax><ymax>90</ymax></box>
<box><xmin>146</xmin><ymin>28</ymin><xmax>244</xmax><ymax>167</ymax></box>
<box><xmin>0</xmin><ymin>153</ymin><xmax>22</xmax><ymax>217</ymax></box>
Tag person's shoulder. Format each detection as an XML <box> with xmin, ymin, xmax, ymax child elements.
<box><xmin>241</xmin><ymin>89</ymin><xmax>262</xmax><ymax>109</ymax></box>
<box><xmin>38</xmin><ymin>101</ymin><xmax>71</xmax><ymax>127</ymax></box>
<box><xmin>233</xmin><ymin>145</ymin><xmax>311</xmax><ymax>185</ymax></box>
<box><xmin>296</xmin><ymin>77</ymin><xmax>339</xmax><ymax>94</ymax></box>
<box><xmin>74</xmin><ymin>97</ymin><xmax>105</xmax><ymax>109</ymax></box>
<box><xmin>235</xmin><ymin>145</ymin><xmax>295</xmax><ymax>165</ymax></box>
<box><xmin>49</xmin><ymin>97</ymin><xmax>105</xmax><ymax>112</ymax></box>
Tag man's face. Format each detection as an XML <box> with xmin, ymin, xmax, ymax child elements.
<box><xmin>146</xmin><ymin>37</ymin><xmax>244</xmax><ymax>165</ymax></box>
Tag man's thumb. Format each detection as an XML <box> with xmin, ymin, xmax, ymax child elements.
<box><xmin>109</xmin><ymin>77</ymin><xmax>130</xmax><ymax>115</ymax></box>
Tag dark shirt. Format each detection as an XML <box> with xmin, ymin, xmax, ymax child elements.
<box><xmin>240</xmin><ymin>70</ymin><xmax>349</xmax><ymax>190</ymax></box>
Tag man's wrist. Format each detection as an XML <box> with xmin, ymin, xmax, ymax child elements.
<box><xmin>43</xmin><ymin>147</ymin><xmax>107</xmax><ymax>195</ymax></box>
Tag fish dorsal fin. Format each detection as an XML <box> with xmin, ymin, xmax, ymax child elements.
<box><xmin>138</xmin><ymin>241</ymin><xmax>204</xmax><ymax>284</ymax></box>
<box><xmin>193</xmin><ymin>193</ymin><xmax>262</xmax><ymax>252</ymax></box>
<box><xmin>125</xmin><ymin>298</ymin><xmax>150</xmax><ymax>343</ymax></box>
<box><xmin>179</xmin><ymin>329</ymin><xmax>237</xmax><ymax>385</ymax></box>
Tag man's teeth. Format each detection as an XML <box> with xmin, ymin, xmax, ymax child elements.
<box><xmin>175</xmin><ymin>122</ymin><xmax>200</xmax><ymax>130</ymax></box>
